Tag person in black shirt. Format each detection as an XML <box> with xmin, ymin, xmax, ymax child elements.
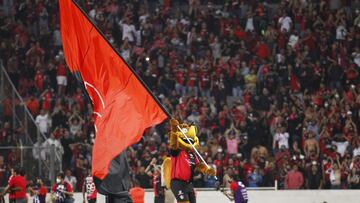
<box><xmin>135</xmin><ymin>166</ymin><xmax>151</xmax><ymax>188</ymax></box>
<box><xmin>60</xmin><ymin>129</ymin><xmax>74</xmax><ymax>170</ymax></box>
<box><xmin>306</xmin><ymin>163</ymin><xmax>323</xmax><ymax>189</ymax></box>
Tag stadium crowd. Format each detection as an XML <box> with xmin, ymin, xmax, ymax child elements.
<box><xmin>0</xmin><ymin>0</ymin><xmax>360</xmax><ymax>191</ymax></box>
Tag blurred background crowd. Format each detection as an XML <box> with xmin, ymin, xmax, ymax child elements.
<box><xmin>0</xmin><ymin>0</ymin><xmax>360</xmax><ymax>191</ymax></box>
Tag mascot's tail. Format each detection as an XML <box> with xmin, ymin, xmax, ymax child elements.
<box><xmin>162</xmin><ymin>157</ymin><xmax>171</xmax><ymax>189</ymax></box>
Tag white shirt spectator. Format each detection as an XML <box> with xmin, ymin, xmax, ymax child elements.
<box><xmin>187</xmin><ymin>30</ymin><xmax>194</xmax><ymax>46</ymax></box>
<box><xmin>35</xmin><ymin>113</ymin><xmax>50</xmax><ymax>134</ymax></box>
<box><xmin>288</xmin><ymin>34</ymin><xmax>299</xmax><ymax>48</ymax></box>
<box><xmin>33</xmin><ymin>139</ymin><xmax>46</xmax><ymax>160</ymax></box>
<box><xmin>120</xmin><ymin>48</ymin><xmax>131</xmax><ymax>62</ymax></box>
<box><xmin>353</xmin><ymin>146</ymin><xmax>360</xmax><ymax>157</ymax></box>
<box><xmin>39</xmin><ymin>9</ymin><xmax>49</xmax><ymax>35</ymax></box>
<box><xmin>139</xmin><ymin>14</ymin><xmax>148</xmax><ymax>25</ymax></box>
<box><xmin>332</xmin><ymin>141</ymin><xmax>349</xmax><ymax>157</ymax></box>
<box><xmin>65</xmin><ymin>175</ymin><xmax>77</xmax><ymax>190</ymax></box>
<box><xmin>336</xmin><ymin>25</ymin><xmax>346</xmax><ymax>40</ymax></box>
<box><xmin>53</xmin><ymin>29</ymin><xmax>62</xmax><ymax>47</ymax></box>
<box><xmin>278</xmin><ymin>16</ymin><xmax>292</xmax><ymax>32</ymax></box>
<box><xmin>352</xmin><ymin>51</ymin><xmax>360</xmax><ymax>67</ymax></box>
<box><xmin>210</xmin><ymin>38</ymin><xmax>221</xmax><ymax>59</ymax></box>
<box><xmin>180</xmin><ymin>18</ymin><xmax>190</xmax><ymax>26</ymax></box>
<box><xmin>119</xmin><ymin>21</ymin><xmax>136</xmax><ymax>42</ymax></box>
<box><xmin>70</xmin><ymin>124</ymin><xmax>81</xmax><ymax>136</ymax></box>
<box><xmin>42</xmin><ymin>137</ymin><xmax>64</xmax><ymax>163</ymax></box>
<box><xmin>274</xmin><ymin>132</ymin><xmax>290</xmax><ymax>149</ymax></box>
<box><xmin>354</xmin><ymin>13</ymin><xmax>360</xmax><ymax>28</ymax></box>
<box><xmin>187</xmin><ymin>112</ymin><xmax>200</xmax><ymax>125</ymax></box>
<box><xmin>245</xmin><ymin>17</ymin><xmax>254</xmax><ymax>32</ymax></box>
<box><xmin>89</xmin><ymin>8</ymin><xmax>96</xmax><ymax>19</ymax></box>
<box><xmin>135</xmin><ymin>30</ymin><xmax>141</xmax><ymax>46</ymax></box>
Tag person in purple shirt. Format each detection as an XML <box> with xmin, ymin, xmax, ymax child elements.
<box><xmin>223</xmin><ymin>175</ymin><xmax>248</xmax><ymax>203</ymax></box>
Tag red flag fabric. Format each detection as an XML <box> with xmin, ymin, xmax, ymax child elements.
<box><xmin>59</xmin><ymin>0</ymin><xmax>168</xmax><ymax>180</ymax></box>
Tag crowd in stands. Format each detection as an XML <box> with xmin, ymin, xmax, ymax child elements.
<box><xmin>0</xmin><ymin>0</ymin><xmax>360</xmax><ymax>191</ymax></box>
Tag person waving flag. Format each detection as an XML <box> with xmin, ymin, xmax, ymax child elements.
<box><xmin>59</xmin><ymin>0</ymin><xmax>169</xmax><ymax>202</ymax></box>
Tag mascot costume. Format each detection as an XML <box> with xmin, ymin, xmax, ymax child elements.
<box><xmin>163</xmin><ymin>119</ymin><xmax>216</xmax><ymax>203</ymax></box>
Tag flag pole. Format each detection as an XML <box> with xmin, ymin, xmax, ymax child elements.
<box><xmin>68</xmin><ymin>0</ymin><xmax>215</xmax><ymax>199</ymax></box>
<box><xmin>67</xmin><ymin>1</ymin><xmax>171</xmax><ymax>203</ymax></box>
<box><xmin>70</xmin><ymin>0</ymin><xmax>171</xmax><ymax>118</ymax></box>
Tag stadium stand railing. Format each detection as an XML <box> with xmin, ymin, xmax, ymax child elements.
<box><xmin>0</xmin><ymin>60</ymin><xmax>47</xmax><ymax>145</ymax></box>
<box><xmin>0</xmin><ymin>60</ymin><xmax>59</xmax><ymax>186</ymax></box>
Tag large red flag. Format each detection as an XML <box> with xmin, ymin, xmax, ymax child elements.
<box><xmin>59</xmin><ymin>0</ymin><xmax>169</xmax><ymax>180</ymax></box>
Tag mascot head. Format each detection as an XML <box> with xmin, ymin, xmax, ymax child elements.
<box><xmin>170</xmin><ymin>119</ymin><xmax>200</xmax><ymax>151</ymax></box>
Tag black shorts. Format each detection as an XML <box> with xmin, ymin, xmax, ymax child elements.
<box><xmin>154</xmin><ymin>196</ymin><xmax>164</xmax><ymax>203</ymax></box>
<box><xmin>88</xmin><ymin>199</ymin><xmax>96</xmax><ymax>203</ymax></box>
<box><xmin>170</xmin><ymin>179</ymin><xmax>196</xmax><ymax>203</ymax></box>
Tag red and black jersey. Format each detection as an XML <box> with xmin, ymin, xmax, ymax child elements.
<box><xmin>170</xmin><ymin>150</ymin><xmax>199</xmax><ymax>182</ymax></box>
<box><xmin>153</xmin><ymin>175</ymin><xmax>164</xmax><ymax>197</ymax></box>
<box><xmin>83</xmin><ymin>176</ymin><xmax>97</xmax><ymax>200</ymax></box>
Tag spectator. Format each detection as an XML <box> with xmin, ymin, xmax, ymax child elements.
<box><xmin>64</xmin><ymin>170</ymin><xmax>77</xmax><ymax>192</ymax></box>
<box><xmin>68</xmin><ymin>113</ymin><xmax>84</xmax><ymax>137</ymax></box>
<box><xmin>3</xmin><ymin>167</ymin><xmax>16</xmax><ymax>203</ymax></box>
<box><xmin>245</xmin><ymin>11</ymin><xmax>255</xmax><ymax>32</ymax></box>
<box><xmin>304</xmin><ymin>132</ymin><xmax>320</xmax><ymax>159</ymax></box>
<box><xmin>222</xmin><ymin>168</ymin><xmax>234</xmax><ymax>188</ymax></box>
<box><xmin>118</xmin><ymin>17</ymin><xmax>136</xmax><ymax>43</ymax></box>
<box><xmin>225</xmin><ymin>124</ymin><xmax>240</xmax><ymax>155</ymax></box>
<box><xmin>42</xmin><ymin>132</ymin><xmax>64</xmax><ymax>166</ymax></box>
<box><xmin>33</xmin><ymin>137</ymin><xmax>46</xmax><ymax>161</ymax></box>
<box><xmin>145</xmin><ymin>158</ymin><xmax>164</xmax><ymax>203</ymax></box>
<box><xmin>135</xmin><ymin>167</ymin><xmax>151</xmax><ymax>189</ymax></box>
<box><xmin>285</xmin><ymin>164</ymin><xmax>304</xmax><ymax>189</ymax></box>
<box><xmin>327</xmin><ymin>157</ymin><xmax>342</xmax><ymax>189</ymax></box>
<box><xmin>278</xmin><ymin>12</ymin><xmax>292</xmax><ymax>32</ymax></box>
<box><xmin>35</xmin><ymin>109</ymin><xmax>50</xmax><ymax>135</ymax></box>
<box><xmin>247</xmin><ymin>166</ymin><xmax>263</xmax><ymax>187</ymax></box>
<box><xmin>61</xmin><ymin>130</ymin><xmax>74</xmax><ymax>170</ymax></box>
<box><xmin>29</xmin><ymin>178</ymin><xmax>47</xmax><ymax>203</ymax></box>
<box><xmin>2</xmin><ymin>168</ymin><xmax>27</xmax><ymax>203</ymax></box>
<box><xmin>82</xmin><ymin>170</ymin><xmax>97</xmax><ymax>203</ymax></box>
<box><xmin>332</xmin><ymin>134</ymin><xmax>350</xmax><ymax>158</ymax></box>
<box><xmin>347</xmin><ymin>167</ymin><xmax>360</xmax><ymax>189</ymax></box>
<box><xmin>353</xmin><ymin>139</ymin><xmax>360</xmax><ymax>157</ymax></box>
<box><xmin>306</xmin><ymin>163</ymin><xmax>323</xmax><ymax>189</ymax></box>
<box><xmin>56</xmin><ymin>58</ymin><xmax>67</xmax><ymax>96</ymax></box>
<box><xmin>51</xmin><ymin>173</ymin><xmax>74</xmax><ymax>203</ymax></box>
<box><xmin>273</xmin><ymin>126</ymin><xmax>289</xmax><ymax>151</ymax></box>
